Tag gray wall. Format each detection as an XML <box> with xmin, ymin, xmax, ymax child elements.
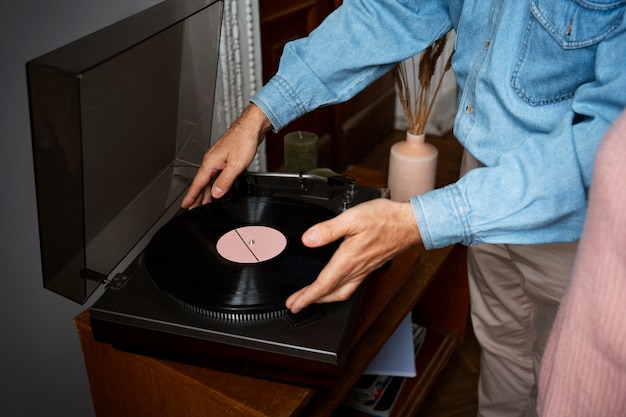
<box><xmin>0</xmin><ymin>1</ymin><xmax>163</xmax><ymax>416</ymax></box>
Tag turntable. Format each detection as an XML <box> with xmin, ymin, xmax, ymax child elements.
<box><xmin>26</xmin><ymin>0</ymin><xmax>388</xmax><ymax>387</ymax></box>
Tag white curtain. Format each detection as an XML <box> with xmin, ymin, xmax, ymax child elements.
<box><xmin>212</xmin><ymin>0</ymin><xmax>266</xmax><ymax>170</ymax></box>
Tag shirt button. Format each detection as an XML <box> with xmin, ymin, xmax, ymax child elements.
<box><xmin>465</xmin><ymin>104</ymin><xmax>473</xmax><ymax>114</ymax></box>
<box><xmin>485</xmin><ymin>40</ymin><xmax>491</xmax><ymax>49</ymax></box>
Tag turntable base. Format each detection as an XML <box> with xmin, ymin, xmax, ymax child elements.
<box><xmin>74</xmin><ymin>166</ymin><xmax>469</xmax><ymax>417</ymax></box>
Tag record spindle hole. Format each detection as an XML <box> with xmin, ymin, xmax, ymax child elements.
<box><xmin>216</xmin><ymin>225</ymin><xmax>287</xmax><ymax>264</ymax></box>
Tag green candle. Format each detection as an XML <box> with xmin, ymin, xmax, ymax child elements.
<box><xmin>283</xmin><ymin>131</ymin><xmax>318</xmax><ymax>173</ymax></box>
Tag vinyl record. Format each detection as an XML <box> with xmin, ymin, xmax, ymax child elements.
<box><xmin>145</xmin><ymin>195</ymin><xmax>340</xmax><ymax>319</ymax></box>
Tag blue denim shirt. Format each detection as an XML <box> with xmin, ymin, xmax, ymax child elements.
<box><xmin>252</xmin><ymin>0</ymin><xmax>626</xmax><ymax>249</ymax></box>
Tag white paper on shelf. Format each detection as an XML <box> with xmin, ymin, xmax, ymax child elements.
<box><xmin>362</xmin><ymin>312</ymin><xmax>417</xmax><ymax>377</ymax></box>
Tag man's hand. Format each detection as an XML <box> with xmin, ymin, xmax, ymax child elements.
<box><xmin>286</xmin><ymin>198</ymin><xmax>422</xmax><ymax>313</ymax></box>
<box><xmin>182</xmin><ymin>104</ymin><xmax>273</xmax><ymax>209</ymax></box>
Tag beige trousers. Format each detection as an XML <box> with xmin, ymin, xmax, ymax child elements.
<box><xmin>461</xmin><ymin>151</ymin><xmax>578</xmax><ymax>417</ymax></box>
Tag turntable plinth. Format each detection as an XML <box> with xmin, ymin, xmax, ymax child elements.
<box><xmin>74</xmin><ymin>166</ymin><xmax>469</xmax><ymax>417</ymax></box>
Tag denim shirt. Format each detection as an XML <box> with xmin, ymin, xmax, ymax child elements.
<box><xmin>252</xmin><ymin>0</ymin><xmax>626</xmax><ymax>249</ymax></box>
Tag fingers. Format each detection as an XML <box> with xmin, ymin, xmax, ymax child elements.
<box><xmin>181</xmin><ymin>104</ymin><xmax>273</xmax><ymax>209</ymax></box>
<box><xmin>302</xmin><ymin>220</ymin><xmax>339</xmax><ymax>248</ymax></box>
<box><xmin>287</xmin><ymin>229</ymin><xmax>375</xmax><ymax>313</ymax></box>
<box><xmin>287</xmin><ymin>199</ymin><xmax>422</xmax><ymax>313</ymax></box>
<box><xmin>291</xmin><ymin>215</ymin><xmax>361</xmax><ymax>309</ymax></box>
<box><xmin>286</xmin><ymin>259</ymin><xmax>367</xmax><ymax>314</ymax></box>
<box><xmin>209</xmin><ymin>159</ymin><xmax>249</xmax><ymax>200</ymax></box>
<box><xmin>182</xmin><ymin>167</ymin><xmax>219</xmax><ymax>208</ymax></box>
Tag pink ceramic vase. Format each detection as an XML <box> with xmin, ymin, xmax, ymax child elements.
<box><xmin>387</xmin><ymin>132</ymin><xmax>438</xmax><ymax>202</ymax></box>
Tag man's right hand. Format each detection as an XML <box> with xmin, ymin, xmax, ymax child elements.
<box><xmin>181</xmin><ymin>104</ymin><xmax>273</xmax><ymax>209</ymax></box>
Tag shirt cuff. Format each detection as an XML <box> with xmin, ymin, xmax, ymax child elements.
<box><xmin>410</xmin><ymin>183</ymin><xmax>473</xmax><ymax>249</ymax></box>
<box><xmin>251</xmin><ymin>76</ymin><xmax>306</xmax><ymax>133</ymax></box>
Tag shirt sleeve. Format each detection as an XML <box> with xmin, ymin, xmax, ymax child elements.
<box><xmin>413</xmin><ymin>20</ymin><xmax>626</xmax><ymax>249</ymax></box>
<box><xmin>252</xmin><ymin>0</ymin><xmax>453</xmax><ymax>132</ymax></box>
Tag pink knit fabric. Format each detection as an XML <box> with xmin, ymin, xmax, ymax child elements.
<box><xmin>538</xmin><ymin>110</ymin><xmax>626</xmax><ymax>416</ymax></box>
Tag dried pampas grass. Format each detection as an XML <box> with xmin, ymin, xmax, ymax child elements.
<box><xmin>395</xmin><ymin>33</ymin><xmax>454</xmax><ymax>135</ymax></box>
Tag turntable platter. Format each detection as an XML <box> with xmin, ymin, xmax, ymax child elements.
<box><xmin>144</xmin><ymin>195</ymin><xmax>339</xmax><ymax>320</ymax></box>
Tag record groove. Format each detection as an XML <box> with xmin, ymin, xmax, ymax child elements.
<box><xmin>145</xmin><ymin>195</ymin><xmax>339</xmax><ymax>319</ymax></box>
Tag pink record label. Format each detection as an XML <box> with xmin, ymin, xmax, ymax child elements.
<box><xmin>216</xmin><ymin>226</ymin><xmax>288</xmax><ymax>263</ymax></box>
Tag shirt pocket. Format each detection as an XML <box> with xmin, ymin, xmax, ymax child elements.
<box><xmin>512</xmin><ymin>0</ymin><xmax>626</xmax><ymax>106</ymax></box>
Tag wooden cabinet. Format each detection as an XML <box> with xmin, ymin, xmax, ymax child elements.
<box><xmin>258</xmin><ymin>0</ymin><xmax>396</xmax><ymax>172</ymax></box>
<box><xmin>74</xmin><ymin>166</ymin><xmax>469</xmax><ymax>417</ymax></box>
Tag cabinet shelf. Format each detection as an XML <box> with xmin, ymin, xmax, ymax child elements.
<box><xmin>334</xmin><ymin>328</ymin><xmax>457</xmax><ymax>417</ymax></box>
